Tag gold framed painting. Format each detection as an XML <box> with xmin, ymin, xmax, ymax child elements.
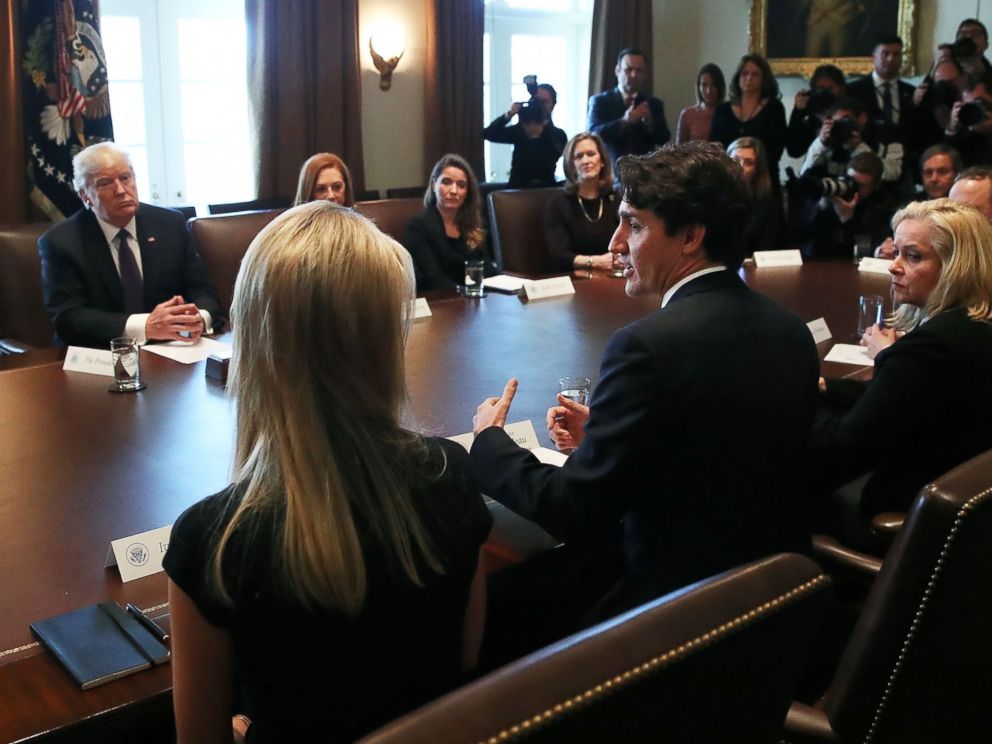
<box><xmin>749</xmin><ymin>0</ymin><xmax>916</xmax><ymax>78</ymax></box>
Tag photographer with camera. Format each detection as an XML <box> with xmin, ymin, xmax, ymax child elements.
<box><xmin>945</xmin><ymin>74</ymin><xmax>992</xmax><ymax>168</ymax></box>
<box><xmin>483</xmin><ymin>80</ymin><xmax>567</xmax><ymax>188</ymax></box>
<box><xmin>786</xmin><ymin>65</ymin><xmax>845</xmax><ymax>158</ymax></box>
<box><xmin>799</xmin><ymin>98</ymin><xmax>903</xmax><ymax>183</ymax></box>
<box><xmin>912</xmin><ymin>56</ymin><xmax>966</xmax><ymax>151</ymax></box>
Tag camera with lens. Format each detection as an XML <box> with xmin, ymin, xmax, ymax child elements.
<box><xmin>825</xmin><ymin>116</ymin><xmax>857</xmax><ymax>149</ymax></box>
<box><xmin>786</xmin><ymin>167</ymin><xmax>858</xmax><ymax>201</ymax></box>
<box><xmin>807</xmin><ymin>87</ymin><xmax>837</xmax><ymax>117</ymax></box>
<box><xmin>518</xmin><ymin>74</ymin><xmax>548</xmax><ymax>125</ymax></box>
<box><xmin>959</xmin><ymin>97</ymin><xmax>992</xmax><ymax>129</ymax></box>
<box><xmin>951</xmin><ymin>36</ymin><xmax>978</xmax><ymax>61</ymax></box>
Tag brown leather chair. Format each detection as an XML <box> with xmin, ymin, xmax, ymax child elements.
<box><xmin>188</xmin><ymin>209</ymin><xmax>285</xmax><ymax>316</ymax></box>
<box><xmin>354</xmin><ymin>198</ymin><xmax>423</xmax><ymax>243</ymax></box>
<box><xmin>783</xmin><ymin>448</ymin><xmax>992</xmax><ymax>743</ymax></box>
<box><xmin>0</xmin><ymin>223</ymin><xmax>54</xmax><ymax>348</ymax></box>
<box><xmin>359</xmin><ymin>554</ymin><xmax>831</xmax><ymax>744</ymax></box>
<box><xmin>207</xmin><ymin>196</ymin><xmax>291</xmax><ymax>215</ymax></box>
<box><xmin>488</xmin><ymin>187</ymin><xmax>560</xmax><ymax>275</ymax></box>
<box><xmin>385</xmin><ymin>186</ymin><xmax>427</xmax><ymax>199</ymax></box>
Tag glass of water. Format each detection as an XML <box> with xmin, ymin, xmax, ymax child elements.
<box><xmin>110</xmin><ymin>336</ymin><xmax>142</xmax><ymax>392</ymax></box>
<box><xmin>558</xmin><ymin>376</ymin><xmax>591</xmax><ymax>406</ymax></box>
<box><xmin>464</xmin><ymin>258</ymin><xmax>485</xmax><ymax>298</ymax></box>
<box><xmin>857</xmin><ymin>294</ymin><xmax>884</xmax><ymax>338</ymax></box>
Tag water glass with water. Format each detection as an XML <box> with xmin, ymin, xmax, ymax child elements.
<box><xmin>110</xmin><ymin>336</ymin><xmax>141</xmax><ymax>392</ymax></box>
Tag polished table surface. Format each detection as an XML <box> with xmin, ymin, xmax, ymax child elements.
<box><xmin>0</xmin><ymin>261</ymin><xmax>891</xmax><ymax>741</ymax></box>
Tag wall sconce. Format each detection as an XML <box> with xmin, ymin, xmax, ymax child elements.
<box><xmin>369</xmin><ymin>23</ymin><xmax>405</xmax><ymax>91</ymax></box>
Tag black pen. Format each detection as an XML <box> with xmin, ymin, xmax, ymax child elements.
<box><xmin>126</xmin><ymin>602</ymin><xmax>170</xmax><ymax>643</ymax></box>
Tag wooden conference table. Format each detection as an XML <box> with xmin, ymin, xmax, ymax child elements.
<box><xmin>0</xmin><ymin>261</ymin><xmax>890</xmax><ymax>742</ymax></box>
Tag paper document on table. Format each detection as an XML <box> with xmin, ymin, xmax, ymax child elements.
<box><xmin>448</xmin><ymin>421</ymin><xmax>567</xmax><ymax>467</ymax></box>
<box><xmin>485</xmin><ymin>274</ymin><xmax>526</xmax><ymax>293</ymax></box>
<box><xmin>858</xmin><ymin>257</ymin><xmax>893</xmax><ymax>274</ymax></box>
<box><xmin>824</xmin><ymin>343</ymin><xmax>875</xmax><ymax>367</ymax></box>
<box><xmin>532</xmin><ymin>447</ymin><xmax>568</xmax><ymax>466</ymax></box>
<box><xmin>141</xmin><ymin>337</ymin><xmax>231</xmax><ymax>364</ymax></box>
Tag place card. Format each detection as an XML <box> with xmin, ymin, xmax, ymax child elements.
<box><xmin>413</xmin><ymin>297</ymin><xmax>432</xmax><ymax>319</ymax></box>
<box><xmin>858</xmin><ymin>257</ymin><xmax>893</xmax><ymax>274</ymax></box>
<box><xmin>485</xmin><ymin>274</ymin><xmax>526</xmax><ymax>293</ymax></box>
<box><xmin>824</xmin><ymin>343</ymin><xmax>875</xmax><ymax>367</ymax></box>
<box><xmin>806</xmin><ymin>317</ymin><xmax>832</xmax><ymax>345</ymax></box>
<box><xmin>753</xmin><ymin>250</ymin><xmax>803</xmax><ymax>268</ymax></box>
<box><xmin>105</xmin><ymin>524</ymin><xmax>173</xmax><ymax>583</ymax></box>
<box><xmin>449</xmin><ymin>419</ymin><xmax>543</xmax><ymax>453</ymax></box>
<box><xmin>522</xmin><ymin>276</ymin><xmax>575</xmax><ymax>301</ymax></box>
<box><xmin>62</xmin><ymin>346</ymin><xmax>114</xmax><ymax>377</ymax></box>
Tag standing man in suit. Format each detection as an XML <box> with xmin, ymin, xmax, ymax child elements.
<box><xmin>39</xmin><ymin>142</ymin><xmax>223</xmax><ymax>347</ymax></box>
<box><xmin>470</xmin><ymin>142</ymin><xmax>819</xmax><ymax>619</ymax></box>
<box><xmin>587</xmin><ymin>48</ymin><xmax>670</xmax><ymax>168</ymax></box>
<box><xmin>845</xmin><ymin>34</ymin><xmax>917</xmax><ymax>152</ymax></box>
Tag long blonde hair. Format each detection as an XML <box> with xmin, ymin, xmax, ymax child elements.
<box><xmin>889</xmin><ymin>199</ymin><xmax>992</xmax><ymax>330</ymax></box>
<box><xmin>212</xmin><ymin>201</ymin><xmax>441</xmax><ymax>614</ymax></box>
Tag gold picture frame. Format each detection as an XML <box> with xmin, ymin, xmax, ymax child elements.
<box><xmin>749</xmin><ymin>0</ymin><xmax>917</xmax><ymax>78</ymax></box>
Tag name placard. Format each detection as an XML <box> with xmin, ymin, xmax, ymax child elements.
<box><xmin>753</xmin><ymin>250</ymin><xmax>803</xmax><ymax>268</ymax></box>
<box><xmin>522</xmin><ymin>276</ymin><xmax>575</xmax><ymax>301</ymax></box>
<box><xmin>63</xmin><ymin>346</ymin><xmax>114</xmax><ymax>377</ymax></box>
<box><xmin>449</xmin><ymin>419</ymin><xmax>542</xmax><ymax>453</ymax></box>
<box><xmin>806</xmin><ymin>317</ymin><xmax>832</xmax><ymax>345</ymax></box>
<box><xmin>824</xmin><ymin>343</ymin><xmax>875</xmax><ymax>367</ymax></box>
<box><xmin>858</xmin><ymin>257</ymin><xmax>893</xmax><ymax>274</ymax></box>
<box><xmin>413</xmin><ymin>297</ymin><xmax>432</xmax><ymax>319</ymax></box>
<box><xmin>105</xmin><ymin>524</ymin><xmax>173</xmax><ymax>583</ymax></box>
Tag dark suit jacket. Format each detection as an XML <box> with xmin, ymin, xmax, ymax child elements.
<box><xmin>587</xmin><ymin>88</ymin><xmax>670</xmax><ymax>167</ymax></box>
<box><xmin>38</xmin><ymin>204</ymin><xmax>223</xmax><ymax>347</ymax></box>
<box><xmin>845</xmin><ymin>75</ymin><xmax>917</xmax><ymax>148</ymax></box>
<box><xmin>471</xmin><ymin>270</ymin><xmax>819</xmax><ymax>615</ymax></box>
<box><xmin>812</xmin><ymin>307</ymin><xmax>992</xmax><ymax>516</ymax></box>
<box><xmin>402</xmin><ymin>208</ymin><xmax>492</xmax><ymax>292</ymax></box>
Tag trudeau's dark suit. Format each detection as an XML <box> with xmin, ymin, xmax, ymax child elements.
<box><xmin>587</xmin><ymin>88</ymin><xmax>670</xmax><ymax>167</ymax></box>
<box><xmin>471</xmin><ymin>270</ymin><xmax>819</xmax><ymax>616</ymax></box>
<box><xmin>38</xmin><ymin>204</ymin><xmax>223</xmax><ymax>347</ymax></box>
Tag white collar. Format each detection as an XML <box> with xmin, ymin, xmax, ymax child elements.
<box><xmin>661</xmin><ymin>265</ymin><xmax>727</xmax><ymax>308</ymax></box>
<box><xmin>871</xmin><ymin>70</ymin><xmax>896</xmax><ymax>89</ymax></box>
<box><xmin>94</xmin><ymin>211</ymin><xmax>138</xmax><ymax>247</ymax></box>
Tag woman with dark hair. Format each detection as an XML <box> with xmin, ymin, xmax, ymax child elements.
<box><xmin>402</xmin><ymin>153</ymin><xmax>489</xmax><ymax>291</ymax></box>
<box><xmin>544</xmin><ymin>133</ymin><xmax>619</xmax><ymax>272</ymax></box>
<box><xmin>675</xmin><ymin>63</ymin><xmax>725</xmax><ymax>144</ymax></box>
<box><xmin>165</xmin><ymin>202</ymin><xmax>491</xmax><ymax>742</ymax></box>
<box><xmin>293</xmin><ymin>152</ymin><xmax>355</xmax><ymax>207</ymax></box>
<box><xmin>728</xmin><ymin>136</ymin><xmax>782</xmax><ymax>254</ymax></box>
<box><xmin>710</xmin><ymin>54</ymin><xmax>787</xmax><ymax>188</ymax></box>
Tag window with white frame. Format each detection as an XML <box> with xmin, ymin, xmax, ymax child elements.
<box><xmin>99</xmin><ymin>0</ymin><xmax>253</xmax><ymax>211</ymax></box>
<box><xmin>483</xmin><ymin>0</ymin><xmax>593</xmax><ymax>183</ymax></box>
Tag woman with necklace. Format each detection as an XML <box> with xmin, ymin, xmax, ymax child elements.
<box><xmin>544</xmin><ymin>133</ymin><xmax>620</xmax><ymax>272</ymax></box>
<box><xmin>710</xmin><ymin>54</ymin><xmax>786</xmax><ymax>190</ymax></box>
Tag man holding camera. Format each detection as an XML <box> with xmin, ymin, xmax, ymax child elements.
<box><xmin>799</xmin><ymin>98</ymin><xmax>903</xmax><ymax>182</ymax></box>
<box><xmin>587</xmin><ymin>48</ymin><xmax>670</xmax><ymax>168</ymax></box>
<box><xmin>484</xmin><ymin>82</ymin><xmax>567</xmax><ymax>188</ymax></box>
<box><xmin>945</xmin><ymin>75</ymin><xmax>992</xmax><ymax>167</ymax></box>
<box><xmin>786</xmin><ymin>65</ymin><xmax>846</xmax><ymax>158</ymax></box>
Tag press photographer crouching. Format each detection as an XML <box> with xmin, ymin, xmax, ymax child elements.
<box><xmin>946</xmin><ymin>73</ymin><xmax>992</xmax><ymax>167</ymax></box>
<box><xmin>483</xmin><ymin>77</ymin><xmax>567</xmax><ymax>188</ymax></box>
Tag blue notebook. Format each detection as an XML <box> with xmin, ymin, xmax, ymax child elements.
<box><xmin>30</xmin><ymin>602</ymin><xmax>170</xmax><ymax>690</ymax></box>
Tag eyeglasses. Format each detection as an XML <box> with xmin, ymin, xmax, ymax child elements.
<box><xmin>93</xmin><ymin>172</ymin><xmax>134</xmax><ymax>192</ymax></box>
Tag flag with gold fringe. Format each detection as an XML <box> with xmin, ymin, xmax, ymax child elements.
<box><xmin>21</xmin><ymin>0</ymin><xmax>114</xmax><ymax>220</ymax></box>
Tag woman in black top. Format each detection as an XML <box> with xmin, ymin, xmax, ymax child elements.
<box><xmin>544</xmin><ymin>133</ymin><xmax>620</xmax><ymax>272</ymax></box>
<box><xmin>402</xmin><ymin>153</ymin><xmax>489</xmax><ymax>291</ymax></box>
<box><xmin>710</xmin><ymin>54</ymin><xmax>787</xmax><ymax>189</ymax></box>
<box><xmin>165</xmin><ymin>202</ymin><xmax>492</xmax><ymax>743</ymax></box>
<box><xmin>728</xmin><ymin>136</ymin><xmax>783</xmax><ymax>255</ymax></box>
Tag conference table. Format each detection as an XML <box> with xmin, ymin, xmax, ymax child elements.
<box><xmin>0</xmin><ymin>261</ymin><xmax>891</xmax><ymax>742</ymax></box>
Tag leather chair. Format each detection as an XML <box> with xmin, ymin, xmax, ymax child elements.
<box><xmin>385</xmin><ymin>186</ymin><xmax>427</xmax><ymax>199</ymax></box>
<box><xmin>0</xmin><ymin>223</ymin><xmax>54</xmax><ymax>348</ymax></box>
<box><xmin>783</xmin><ymin>448</ymin><xmax>992</xmax><ymax>743</ymax></box>
<box><xmin>354</xmin><ymin>198</ymin><xmax>423</xmax><ymax>243</ymax></box>
<box><xmin>207</xmin><ymin>197</ymin><xmax>291</xmax><ymax>215</ymax></box>
<box><xmin>188</xmin><ymin>209</ymin><xmax>285</xmax><ymax>316</ymax></box>
<box><xmin>488</xmin><ymin>187</ymin><xmax>560</xmax><ymax>275</ymax></box>
<box><xmin>359</xmin><ymin>553</ymin><xmax>831</xmax><ymax>744</ymax></box>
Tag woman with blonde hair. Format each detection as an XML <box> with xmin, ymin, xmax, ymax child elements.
<box><xmin>727</xmin><ymin>136</ymin><xmax>782</xmax><ymax>255</ymax></box>
<box><xmin>544</xmin><ymin>132</ymin><xmax>619</xmax><ymax>272</ymax></box>
<box><xmin>402</xmin><ymin>153</ymin><xmax>489</xmax><ymax>291</ymax></box>
<box><xmin>164</xmin><ymin>201</ymin><xmax>491</xmax><ymax>742</ymax></box>
<box><xmin>811</xmin><ymin>199</ymin><xmax>992</xmax><ymax>542</ymax></box>
<box><xmin>293</xmin><ymin>152</ymin><xmax>355</xmax><ymax>207</ymax></box>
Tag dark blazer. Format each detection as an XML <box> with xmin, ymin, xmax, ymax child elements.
<box><xmin>587</xmin><ymin>88</ymin><xmax>670</xmax><ymax>167</ymax></box>
<box><xmin>482</xmin><ymin>115</ymin><xmax>567</xmax><ymax>187</ymax></box>
<box><xmin>845</xmin><ymin>75</ymin><xmax>917</xmax><ymax>147</ymax></box>
<box><xmin>402</xmin><ymin>207</ymin><xmax>491</xmax><ymax>292</ymax></box>
<box><xmin>38</xmin><ymin>204</ymin><xmax>223</xmax><ymax>347</ymax></box>
<box><xmin>811</xmin><ymin>307</ymin><xmax>992</xmax><ymax>516</ymax></box>
<box><xmin>471</xmin><ymin>270</ymin><xmax>819</xmax><ymax>616</ymax></box>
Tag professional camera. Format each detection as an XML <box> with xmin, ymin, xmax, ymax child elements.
<box><xmin>518</xmin><ymin>74</ymin><xmax>549</xmax><ymax>125</ymax></box>
<box><xmin>929</xmin><ymin>79</ymin><xmax>961</xmax><ymax>110</ymax></box>
<box><xmin>824</xmin><ymin>116</ymin><xmax>857</xmax><ymax>149</ymax></box>
<box><xmin>959</xmin><ymin>97</ymin><xmax>992</xmax><ymax>129</ymax></box>
<box><xmin>951</xmin><ymin>36</ymin><xmax>978</xmax><ymax>61</ymax></box>
<box><xmin>786</xmin><ymin>167</ymin><xmax>858</xmax><ymax>201</ymax></box>
<box><xmin>807</xmin><ymin>86</ymin><xmax>837</xmax><ymax>116</ymax></box>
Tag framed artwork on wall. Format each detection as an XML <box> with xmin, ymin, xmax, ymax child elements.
<box><xmin>749</xmin><ymin>0</ymin><xmax>916</xmax><ymax>78</ymax></box>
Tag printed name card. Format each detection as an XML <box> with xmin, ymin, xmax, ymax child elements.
<box><xmin>63</xmin><ymin>346</ymin><xmax>114</xmax><ymax>377</ymax></box>
<box><xmin>753</xmin><ymin>250</ymin><xmax>803</xmax><ymax>268</ymax></box>
<box><xmin>858</xmin><ymin>257</ymin><xmax>893</xmax><ymax>274</ymax></box>
<box><xmin>413</xmin><ymin>297</ymin><xmax>432</xmax><ymax>319</ymax></box>
<box><xmin>806</xmin><ymin>317</ymin><xmax>833</xmax><ymax>345</ymax></box>
<box><xmin>824</xmin><ymin>343</ymin><xmax>875</xmax><ymax>368</ymax></box>
<box><xmin>522</xmin><ymin>276</ymin><xmax>575</xmax><ymax>301</ymax></box>
<box><xmin>105</xmin><ymin>524</ymin><xmax>173</xmax><ymax>583</ymax></box>
<box><xmin>449</xmin><ymin>419</ymin><xmax>542</xmax><ymax>453</ymax></box>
